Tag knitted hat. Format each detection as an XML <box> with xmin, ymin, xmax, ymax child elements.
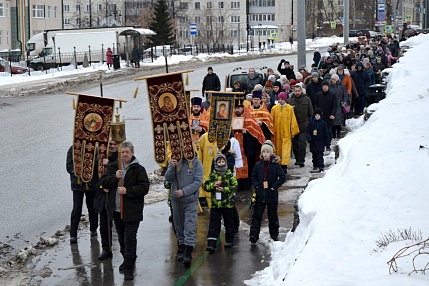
<box><xmin>252</xmin><ymin>90</ymin><xmax>262</xmax><ymax>99</ymax></box>
<box><xmin>214</xmin><ymin>153</ymin><xmax>226</xmax><ymax>164</ymax></box>
<box><xmin>311</xmin><ymin>71</ymin><xmax>319</xmax><ymax>77</ymax></box>
<box><xmin>214</xmin><ymin>153</ymin><xmax>228</xmax><ymax>175</ymax></box>
<box><xmin>191</xmin><ymin>97</ymin><xmax>202</xmax><ymax>106</ymax></box>
<box><xmin>331</xmin><ymin>74</ymin><xmax>339</xmax><ymax>81</ymax></box>
<box><xmin>277</xmin><ymin>92</ymin><xmax>287</xmax><ymax>101</ymax></box>
<box><xmin>208</xmin><ymin>66</ymin><xmax>213</xmax><ymax>71</ymax></box>
<box><xmin>290</xmin><ymin>79</ymin><xmax>298</xmax><ymax>86</ymax></box>
<box><xmin>314</xmin><ymin>108</ymin><xmax>323</xmax><ymax>116</ymax></box>
<box><xmin>265</xmin><ymin>81</ymin><xmax>273</xmax><ymax>88</ymax></box>
<box><xmin>337</xmin><ymin>65</ymin><xmax>345</xmax><ymax>70</ymax></box>
<box><xmin>283</xmin><ymin>83</ymin><xmax>291</xmax><ymax>91</ymax></box>
<box><xmin>273</xmin><ymin>81</ymin><xmax>282</xmax><ymax>88</ymax></box>
<box><xmin>323</xmin><ymin>73</ymin><xmax>331</xmax><ymax>80</ymax></box>
<box><xmin>261</xmin><ymin>140</ymin><xmax>275</xmax><ymax>154</ymax></box>
<box><xmin>322</xmin><ymin>80</ymin><xmax>330</xmax><ymax>86</ymax></box>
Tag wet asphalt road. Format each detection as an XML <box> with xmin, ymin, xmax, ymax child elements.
<box><xmin>26</xmin><ymin>184</ymin><xmax>306</xmax><ymax>285</ymax></box>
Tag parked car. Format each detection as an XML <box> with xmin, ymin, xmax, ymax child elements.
<box><xmin>0</xmin><ymin>57</ymin><xmax>28</xmax><ymax>74</ymax></box>
<box><xmin>339</xmin><ymin>30</ymin><xmax>361</xmax><ymax>37</ymax></box>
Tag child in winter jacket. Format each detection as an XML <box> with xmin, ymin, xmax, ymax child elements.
<box><xmin>307</xmin><ymin>108</ymin><xmax>330</xmax><ymax>172</ymax></box>
<box><xmin>249</xmin><ymin>140</ymin><xmax>286</xmax><ymax>243</ymax></box>
<box><xmin>204</xmin><ymin>153</ymin><xmax>238</xmax><ymax>252</ymax></box>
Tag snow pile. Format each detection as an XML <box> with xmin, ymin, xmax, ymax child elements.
<box><xmin>245</xmin><ymin>33</ymin><xmax>429</xmax><ymax>285</ymax></box>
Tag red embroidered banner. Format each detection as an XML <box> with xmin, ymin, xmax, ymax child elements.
<box><xmin>146</xmin><ymin>73</ymin><xmax>195</xmax><ymax>164</ymax></box>
<box><xmin>73</xmin><ymin>94</ymin><xmax>114</xmax><ymax>182</ymax></box>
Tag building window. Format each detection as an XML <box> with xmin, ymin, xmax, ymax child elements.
<box><xmin>64</xmin><ymin>18</ymin><xmax>70</xmax><ymax>25</ymax></box>
<box><xmin>230</xmin><ymin>30</ymin><xmax>238</xmax><ymax>37</ymax></box>
<box><xmin>218</xmin><ymin>16</ymin><xmax>224</xmax><ymax>23</ymax></box>
<box><xmin>97</xmin><ymin>4</ymin><xmax>102</xmax><ymax>11</ymax></box>
<box><xmin>64</xmin><ymin>5</ymin><xmax>70</xmax><ymax>12</ymax></box>
<box><xmin>76</xmin><ymin>5</ymin><xmax>80</xmax><ymax>12</ymax></box>
<box><xmin>219</xmin><ymin>2</ymin><xmax>224</xmax><ymax>9</ymax></box>
<box><xmin>195</xmin><ymin>16</ymin><xmax>200</xmax><ymax>23</ymax></box>
<box><xmin>231</xmin><ymin>2</ymin><xmax>240</xmax><ymax>9</ymax></box>
<box><xmin>47</xmin><ymin>6</ymin><xmax>51</xmax><ymax>18</ymax></box>
<box><xmin>0</xmin><ymin>31</ymin><xmax>2</xmax><ymax>45</ymax></box>
<box><xmin>207</xmin><ymin>2</ymin><xmax>212</xmax><ymax>9</ymax></box>
<box><xmin>32</xmin><ymin>5</ymin><xmax>45</xmax><ymax>18</ymax></box>
<box><xmin>195</xmin><ymin>2</ymin><xmax>200</xmax><ymax>9</ymax></box>
<box><xmin>338</xmin><ymin>0</ymin><xmax>344</xmax><ymax>5</ymax></box>
<box><xmin>0</xmin><ymin>3</ymin><xmax>4</xmax><ymax>17</ymax></box>
<box><xmin>87</xmin><ymin>4</ymin><xmax>91</xmax><ymax>11</ymax></box>
<box><xmin>230</xmin><ymin>15</ymin><xmax>240</xmax><ymax>23</ymax></box>
<box><xmin>179</xmin><ymin>2</ymin><xmax>188</xmax><ymax>9</ymax></box>
<box><xmin>54</xmin><ymin>6</ymin><xmax>58</xmax><ymax>18</ymax></box>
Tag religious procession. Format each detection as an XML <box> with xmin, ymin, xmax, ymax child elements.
<box><xmin>65</xmin><ymin>60</ymin><xmax>338</xmax><ymax>281</ymax></box>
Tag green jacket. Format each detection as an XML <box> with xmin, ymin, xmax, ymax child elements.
<box><xmin>204</xmin><ymin>169</ymin><xmax>237</xmax><ymax>208</ymax></box>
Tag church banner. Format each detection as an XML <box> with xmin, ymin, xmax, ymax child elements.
<box><xmin>146</xmin><ymin>72</ymin><xmax>195</xmax><ymax>164</ymax></box>
<box><xmin>206</xmin><ymin>91</ymin><xmax>236</xmax><ymax>149</ymax></box>
<box><xmin>73</xmin><ymin>94</ymin><xmax>114</xmax><ymax>182</ymax></box>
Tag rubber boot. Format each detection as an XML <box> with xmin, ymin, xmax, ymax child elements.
<box><xmin>183</xmin><ymin>245</ymin><xmax>193</xmax><ymax>268</ymax></box>
<box><xmin>176</xmin><ymin>244</ymin><xmax>185</xmax><ymax>262</ymax></box>
<box><xmin>123</xmin><ymin>256</ymin><xmax>136</xmax><ymax>280</ymax></box>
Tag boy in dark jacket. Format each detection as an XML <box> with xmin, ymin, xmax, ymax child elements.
<box><xmin>249</xmin><ymin>140</ymin><xmax>286</xmax><ymax>243</ymax></box>
<box><xmin>205</xmin><ymin>153</ymin><xmax>238</xmax><ymax>252</ymax></box>
<box><xmin>307</xmin><ymin>108</ymin><xmax>330</xmax><ymax>172</ymax></box>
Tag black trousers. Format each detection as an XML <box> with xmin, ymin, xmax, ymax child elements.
<box><xmin>312</xmin><ymin>150</ymin><xmax>324</xmax><ymax>169</ymax></box>
<box><xmin>292</xmin><ymin>131</ymin><xmax>307</xmax><ymax>164</ymax></box>
<box><xmin>249</xmin><ymin>201</ymin><xmax>279</xmax><ymax>239</ymax></box>
<box><xmin>70</xmin><ymin>191</ymin><xmax>98</xmax><ymax>238</ymax></box>
<box><xmin>99</xmin><ymin>207</ymin><xmax>112</xmax><ymax>250</ymax></box>
<box><xmin>207</xmin><ymin>208</ymin><xmax>235</xmax><ymax>244</ymax></box>
<box><xmin>113</xmin><ymin>212</ymin><xmax>140</xmax><ymax>259</ymax></box>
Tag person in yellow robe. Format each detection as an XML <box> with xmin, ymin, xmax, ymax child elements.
<box><xmin>270</xmin><ymin>92</ymin><xmax>300</xmax><ymax>173</ymax></box>
<box><xmin>197</xmin><ymin>132</ymin><xmax>218</xmax><ymax>208</ymax></box>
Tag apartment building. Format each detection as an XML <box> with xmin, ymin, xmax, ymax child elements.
<box><xmin>1</xmin><ymin>0</ymin><xmax>62</xmax><ymax>53</ymax></box>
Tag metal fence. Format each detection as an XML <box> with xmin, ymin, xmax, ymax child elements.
<box><xmin>0</xmin><ymin>43</ymin><xmax>247</xmax><ymax>77</ymax></box>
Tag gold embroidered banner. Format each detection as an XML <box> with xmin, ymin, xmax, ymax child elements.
<box><xmin>207</xmin><ymin>91</ymin><xmax>236</xmax><ymax>149</ymax></box>
<box><xmin>146</xmin><ymin>73</ymin><xmax>195</xmax><ymax>164</ymax></box>
<box><xmin>73</xmin><ymin>94</ymin><xmax>114</xmax><ymax>182</ymax></box>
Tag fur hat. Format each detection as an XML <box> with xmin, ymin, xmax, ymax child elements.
<box><xmin>277</xmin><ymin>92</ymin><xmax>287</xmax><ymax>101</ymax></box>
<box><xmin>261</xmin><ymin>140</ymin><xmax>275</xmax><ymax>154</ymax></box>
<box><xmin>331</xmin><ymin>74</ymin><xmax>339</xmax><ymax>81</ymax></box>
<box><xmin>280</xmin><ymin>75</ymin><xmax>288</xmax><ymax>82</ymax></box>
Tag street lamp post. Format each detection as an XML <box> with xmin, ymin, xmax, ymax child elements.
<box><xmin>258</xmin><ymin>23</ymin><xmax>262</xmax><ymax>51</ymax></box>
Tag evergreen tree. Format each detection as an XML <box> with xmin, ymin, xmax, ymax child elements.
<box><xmin>148</xmin><ymin>0</ymin><xmax>175</xmax><ymax>46</ymax></box>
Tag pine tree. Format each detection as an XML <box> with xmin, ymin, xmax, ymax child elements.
<box><xmin>148</xmin><ymin>0</ymin><xmax>175</xmax><ymax>46</ymax></box>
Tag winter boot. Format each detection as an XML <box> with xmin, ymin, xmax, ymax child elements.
<box><xmin>176</xmin><ymin>244</ymin><xmax>185</xmax><ymax>262</ymax></box>
<box><xmin>183</xmin><ymin>245</ymin><xmax>193</xmax><ymax>268</ymax></box>
<box><xmin>206</xmin><ymin>239</ymin><xmax>216</xmax><ymax>253</ymax></box>
<box><xmin>98</xmin><ymin>248</ymin><xmax>113</xmax><ymax>260</ymax></box>
<box><xmin>119</xmin><ymin>253</ymin><xmax>136</xmax><ymax>273</ymax></box>
<box><xmin>122</xmin><ymin>256</ymin><xmax>136</xmax><ymax>280</ymax></box>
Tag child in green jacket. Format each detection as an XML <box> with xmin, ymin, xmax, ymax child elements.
<box><xmin>204</xmin><ymin>153</ymin><xmax>238</xmax><ymax>252</ymax></box>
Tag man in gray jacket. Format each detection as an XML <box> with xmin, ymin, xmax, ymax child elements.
<box><xmin>164</xmin><ymin>156</ymin><xmax>203</xmax><ymax>268</ymax></box>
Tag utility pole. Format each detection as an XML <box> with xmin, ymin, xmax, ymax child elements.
<box><xmin>297</xmin><ymin>0</ymin><xmax>305</xmax><ymax>68</ymax></box>
<box><xmin>344</xmin><ymin>0</ymin><xmax>349</xmax><ymax>45</ymax></box>
<box><xmin>291</xmin><ymin>0</ymin><xmax>294</xmax><ymax>40</ymax></box>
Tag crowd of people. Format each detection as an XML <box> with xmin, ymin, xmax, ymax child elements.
<box><xmin>66</xmin><ymin>34</ymin><xmax>401</xmax><ymax>280</ymax></box>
